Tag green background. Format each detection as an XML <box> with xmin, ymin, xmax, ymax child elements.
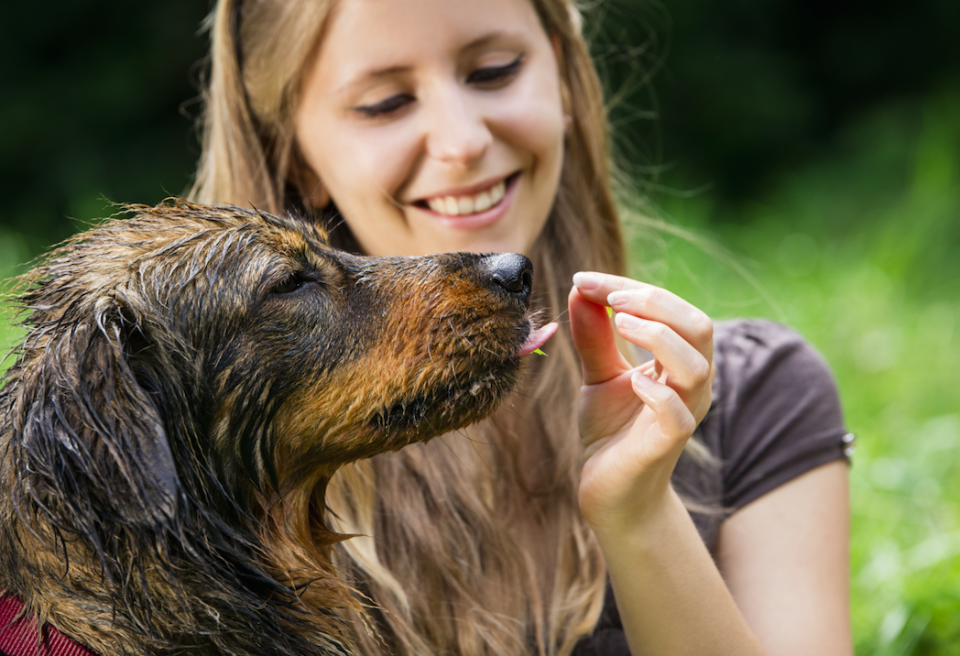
<box><xmin>2</xmin><ymin>1</ymin><xmax>958</xmax><ymax>653</ymax></box>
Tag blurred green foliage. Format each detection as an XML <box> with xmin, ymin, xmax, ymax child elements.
<box><xmin>635</xmin><ymin>91</ymin><xmax>960</xmax><ymax>655</ymax></box>
<box><xmin>1</xmin><ymin>0</ymin><xmax>959</xmax><ymax>654</ymax></box>
<box><xmin>0</xmin><ymin>0</ymin><xmax>209</xmax><ymax>254</ymax></box>
<box><xmin>594</xmin><ymin>0</ymin><xmax>960</xmax><ymax>203</ymax></box>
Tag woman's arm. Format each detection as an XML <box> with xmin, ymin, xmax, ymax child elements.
<box><xmin>718</xmin><ymin>460</ymin><xmax>852</xmax><ymax>656</ymax></box>
<box><xmin>597</xmin><ymin>462</ymin><xmax>852</xmax><ymax>656</ymax></box>
<box><xmin>598</xmin><ymin>485</ymin><xmax>768</xmax><ymax>655</ymax></box>
<box><xmin>569</xmin><ymin>272</ymin><xmax>852</xmax><ymax>656</ymax></box>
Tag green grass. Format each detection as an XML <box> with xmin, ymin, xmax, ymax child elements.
<box><xmin>0</xmin><ymin>228</ymin><xmax>29</xmax><ymax>365</ymax></box>
<box><xmin>1</xmin><ymin>92</ymin><xmax>957</xmax><ymax>654</ymax></box>
<box><xmin>633</xmin><ymin>92</ymin><xmax>960</xmax><ymax>655</ymax></box>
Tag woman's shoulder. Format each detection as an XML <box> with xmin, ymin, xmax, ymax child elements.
<box><xmin>703</xmin><ymin>318</ymin><xmax>851</xmax><ymax>510</ymax></box>
<box><xmin>712</xmin><ymin>318</ymin><xmax>834</xmax><ymax>381</ymax></box>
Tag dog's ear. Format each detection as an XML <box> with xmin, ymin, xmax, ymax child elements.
<box><xmin>13</xmin><ymin>293</ymin><xmax>180</xmax><ymax>528</ymax></box>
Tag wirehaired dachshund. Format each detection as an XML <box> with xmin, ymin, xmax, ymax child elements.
<box><xmin>0</xmin><ymin>200</ymin><xmax>556</xmax><ymax>656</ymax></box>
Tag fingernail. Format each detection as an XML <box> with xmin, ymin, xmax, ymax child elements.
<box><xmin>631</xmin><ymin>369</ymin><xmax>655</xmax><ymax>387</ymax></box>
<box><xmin>573</xmin><ymin>272</ymin><xmax>601</xmax><ymax>290</ymax></box>
<box><xmin>607</xmin><ymin>290</ymin><xmax>632</xmax><ymax>308</ymax></box>
<box><xmin>615</xmin><ymin>312</ymin><xmax>642</xmax><ymax>331</ymax></box>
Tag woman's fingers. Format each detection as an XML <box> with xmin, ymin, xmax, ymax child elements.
<box><xmin>613</xmin><ymin>313</ymin><xmax>713</xmax><ymax>411</ymax></box>
<box><xmin>631</xmin><ymin>372</ymin><xmax>697</xmax><ymax>449</ymax></box>
<box><xmin>569</xmin><ymin>286</ymin><xmax>632</xmax><ymax>385</ymax></box>
<box><xmin>573</xmin><ymin>271</ymin><xmax>714</xmax><ymax>420</ymax></box>
<box><xmin>574</xmin><ymin>272</ymin><xmax>714</xmax><ymax>361</ymax></box>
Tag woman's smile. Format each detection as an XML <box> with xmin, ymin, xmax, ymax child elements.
<box><xmin>410</xmin><ymin>172</ymin><xmax>520</xmax><ymax>232</ymax></box>
<box><xmin>416</xmin><ymin>173</ymin><xmax>510</xmax><ymax>217</ymax></box>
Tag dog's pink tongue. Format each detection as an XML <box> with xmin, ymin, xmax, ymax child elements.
<box><xmin>516</xmin><ymin>322</ymin><xmax>559</xmax><ymax>357</ymax></box>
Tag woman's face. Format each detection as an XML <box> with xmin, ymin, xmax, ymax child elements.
<box><xmin>295</xmin><ymin>0</ymin><xmax>567</xmax><ymax>257</ymax></box>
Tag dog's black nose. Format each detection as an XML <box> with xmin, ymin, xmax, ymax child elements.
<box><xmin>482</xmin><ymin>253</ymin><xmax>533</xmax><ymax>301</ymax></box>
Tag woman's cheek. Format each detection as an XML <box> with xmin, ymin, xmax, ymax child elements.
<box><xmin>352</xmin><ymin>124</ymin><xmax>424</xmax><ymax>198</ymax></box>
<box><xmin>497</xmin><ymin>89</ymin><xmax>563</xmax><ymax>155</ymax></box>
<box><xmin>315</xmin><ymin>125</ymin><xmax>416</xmax><ymax>235</ymax></box>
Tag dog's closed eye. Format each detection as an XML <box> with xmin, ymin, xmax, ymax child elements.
<box><xmin>272</xmin><ymin>272</ymin><xmax>313</xmax><ymax>295</ymax></box>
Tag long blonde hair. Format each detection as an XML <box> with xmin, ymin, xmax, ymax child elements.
<box><xmin>191</xmin><ymin>1</ymin><xmax>625</xmax><ymax>653</ymax></box>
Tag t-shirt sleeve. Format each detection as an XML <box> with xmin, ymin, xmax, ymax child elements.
<box><xmin>710</xmin><ymin>319</ymin><xmax>851</xmax><ymax>511</ymax></box>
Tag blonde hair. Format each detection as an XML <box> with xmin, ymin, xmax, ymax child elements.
<box><xmin>191</xmin><ymin>1</ymin><xmax>627</xmax><ymax>653</ymax></box>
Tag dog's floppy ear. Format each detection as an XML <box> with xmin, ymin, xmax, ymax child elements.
<box><xmin>13</xmin><ymin>293</ymin><xmax>180</xmax><ymax>529</ymax></box>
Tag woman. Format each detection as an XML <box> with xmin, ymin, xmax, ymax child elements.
<box><xmin>191</xmin><ymin>0</ymin><xmax>853</xmax><ymax>654</ymax></box>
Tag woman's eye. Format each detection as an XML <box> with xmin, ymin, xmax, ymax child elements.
<box><xmin>354</xmin><ymin>94</ymin><xmax>414</xmax><ymax>118</ymax></box>
<box><xmin>467</xmin><ymin>55</ymin><xmax>523</xmax><ymax>86</ymax></box>
<box><xmin>273</xmin><ymin>274</ymin><xmax>306</xmax><ymax>294</ymax></box>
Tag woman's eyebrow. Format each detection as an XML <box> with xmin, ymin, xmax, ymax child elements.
<box><xmin>462</xmin><ymin>30</ymin><xmax>526</xmax><ymax>55</ymax></box>
<box><xmin>463</xmin><ymin>33</ymin><xmax>501</xmax><ymax>51</ymax></box>
<box><xmin>336</xmin><ymin>65</ymin><xmax>411</xmax><ymax>96</ymax></box>
<box><xmin>334</xmin><ymin>31</ymin><xmax>520</xmax><ymax>96</ymax></box>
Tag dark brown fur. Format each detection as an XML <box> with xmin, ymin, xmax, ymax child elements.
<box><xmin>0</xmin><ymin>200</ymin><xmax>540</xmax><ymax>655</ymax></box>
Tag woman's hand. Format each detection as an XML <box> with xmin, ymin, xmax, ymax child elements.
<box><xmin>569</xmin><ymin>271</ymin><xmax>715</xmax><ymax>538</ymax></box>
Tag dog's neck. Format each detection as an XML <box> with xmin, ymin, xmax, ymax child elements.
<box><xmin>256</xmin><ymin>476</ymin><xmax>367</xmax><ymax>621</ymax></box>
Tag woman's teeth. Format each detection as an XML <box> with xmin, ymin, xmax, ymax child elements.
<box><xmin>426</xmin><ymin>180</ymin><xmax>506</xmax><ymax>216</ymax></box>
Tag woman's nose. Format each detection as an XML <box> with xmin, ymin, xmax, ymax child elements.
<box><xmin>425</xmin><ymin>89</ymin><xmax>492</xmax><ymax>168</ymax></box>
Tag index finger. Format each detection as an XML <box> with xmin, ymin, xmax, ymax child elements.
<box><xmin>572</xmin><ymin>271</ymin><xmax>653</xmax><ymax>301</ymax></box>
<box><xmin>568</xmin><ymin>286</ymin><xmax>633</xmax><ymax>386</ymax></box>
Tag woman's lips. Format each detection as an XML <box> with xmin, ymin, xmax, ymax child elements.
<box><xmin>425</xmin><ymin>178</ymin><xmax>506</xmax><ymax>216</ymax></box>
<box><xmin>412</xmin><ymin>174</ymin><xmax>519</xmax><ymax>231</ymax></box>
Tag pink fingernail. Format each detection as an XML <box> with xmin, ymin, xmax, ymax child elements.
<box><xmin>615</xmin><ymin>312</ymin><xmax>642</xmax><ymax>331</ymax></box>
<box><xmin>631</xmin><ymin>370</ymin><xmax>655</xmax><ymax>387</ymax></box>
<box><xmin>573</xmin><ymin>272</ymin><xmax>601</xmax><ymax>290</ymax></box>
<box><xmin>607</xmin><ymin>290</ymin><xmax>632</xmax><ymax>308</ymax></box>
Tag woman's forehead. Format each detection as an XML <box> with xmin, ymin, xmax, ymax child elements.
<box><xmin>316</xmin><ymin>0</ymin><xmax>547</xmax><ymax>87</ymax></box>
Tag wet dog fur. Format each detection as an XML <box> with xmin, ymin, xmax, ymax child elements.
<box><xmin>0</xmin><ymin>200</ymin><xmax>540</xmax><ymax>655</ymax></box>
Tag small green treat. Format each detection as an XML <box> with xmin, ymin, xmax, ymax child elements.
<box><xmin>606</xmin><ymin>306</ymin><xmax>614</xmax><ymax>317</ymax></box>
<box><xmin>533</xmin><ymin>348</ymin><xmax>548</xmax><ymax>356</ymax></box>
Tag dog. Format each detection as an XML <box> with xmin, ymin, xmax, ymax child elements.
<box><xmin>0</xmin><ymin>200</ymin><xmax>556</xmax><ymax>656</ymax></box>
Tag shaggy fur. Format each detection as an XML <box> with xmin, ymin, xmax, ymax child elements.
<box><xmin>0</xmin><ymin>200</ymin><xmax>540</xmax><ymax>655</ymax></box>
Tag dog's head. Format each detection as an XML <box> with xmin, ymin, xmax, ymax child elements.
<box><xmin>0</xmin><ymin>200</ymin><xmax>556</xmax><ymax>653</ymax></box>
<box><xmin>4</xmin><ymin>200</ymin><xmax>554</xmax><ymax>518</ymax></box>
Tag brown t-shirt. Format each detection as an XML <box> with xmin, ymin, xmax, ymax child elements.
<box><xmin>573</xmin><ymin>319</ymin><xmax>851</xmax><ymax>656</ymax></box>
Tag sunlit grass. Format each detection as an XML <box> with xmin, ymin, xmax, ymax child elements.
<box><xmin>0</xmin><ymin>228</ymin><xmax>29</xmax><ymax>373</ymax></box>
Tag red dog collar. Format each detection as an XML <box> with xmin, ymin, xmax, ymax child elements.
<box><xmin>0</xmin><ymin>593</ymin><xmax>98</xmax><ymax>656</ymax></box>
